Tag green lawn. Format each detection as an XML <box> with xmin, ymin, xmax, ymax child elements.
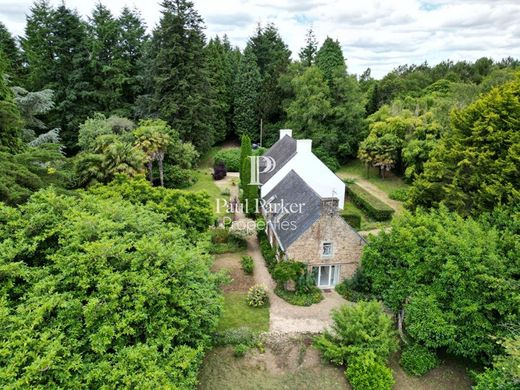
<box><xmin>185</xmin><ymin>169</ymin><xmax>225</xmax><ymax>216</ymax></box>
<box><xmin>217</xmin><ymin>292</ymin><xmax>269</xmax><ymax>332</ymax></box>
<box><xmin>337</xmin><ymin>159</ymin><xmax>409</xmax><ymax>195</ymax></box>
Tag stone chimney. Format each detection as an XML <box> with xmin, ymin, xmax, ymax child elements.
<box><xmin>279</xmin><ymin>129</ymin><xmax>293</xmax><ymax>139</ymax></box>
<box><xmin>321</xmin><ymin>198</ymin><xmax>339</xmax><ymax>215</ymax></box>
<box><xmin>296</xmin><ymin>139</ymin><xmax>312</xmax><ymax>153</ymax></box>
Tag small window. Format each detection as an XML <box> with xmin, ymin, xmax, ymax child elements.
<box><xmin>322</xmin><ymin>242</ymin><xmax>333</xmax><ymax>257</ymax></box>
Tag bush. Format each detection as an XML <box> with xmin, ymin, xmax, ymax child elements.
<box><xmin>389</xmin><ymin>188</ymin><xmax>409</xmax><ymax>201</ymax></box>
<box><xmin>247</xmin><ymin>284</ymin><xmax>269</xmax><ymax>307</ymax></box>
<box><xmin>400</xmin><ymin>344</ymin><xmax>439</xmax><ymax>376</ymax></box>
<box><xmin>342</xmin><ymin>213</ymin><xmax>361</xmax><ymax>229</ymax></box>
<box><xmin>221</xmin><ymin>187</ymin><xmax>231</xmax><ymax>196</ymax></box>
<box><xmin>212</xmin><ymin>161</ymin><xmax>227</xmax><ymax>180</ymax></box>
<box><xmin>258</xmin><ymin>229</ymin><xmax>277</xmax><ymax>271</ymax></box>
<box><xmin>233</xmin><ymin>343</ymin><xmax>249</xmax><ymax>357</ymax></box>
<box><xmin>346</xmin><ymin>183</ymin><xmax>394</xmax><ymax>221</ymax></box>
<box><xmin>272</xmin><ymin>261</ymin><xmax>304</xmax><ymax>285</ymax></box>
<box><xmin>209</xmin><ymin>228</ymin><xmax>247</xmax><ymax>254</ymax></box>
<box><xmin>241</xmin><ymin>255</ymin><xmax>254</xmax><ymax>275</ymax></box>
<box><xmin>274</xmin><ymin>285</ymin><xmax>323</xmax><ymax>306</ymax></box>
<box><xmin>314</xmin><ymin>301</ymin><xmax>398</xmax><ymax>366</ymax></box>
<box><xmin>346</xmin><ymin>351</ymin><xmax>395</xmax><ymax>390</ymax></box>
<box><xmin>163</xmin><ymin>165</ymin><xmax>197</xmax><ymax>188</ymax></box>
<box><xmin>213</xmin><ymin>327</ymin><xmax>257</xmax><ymax>347</ymax></box>
<box><xmin>335</xmin><ymin>268</ymin><xmax>376</xmax><ymax>302</ymax></box>
<box><xmin>214</xmin><ymin>148</ymin><xmax>241</xmax><ymax>171</ymax></box>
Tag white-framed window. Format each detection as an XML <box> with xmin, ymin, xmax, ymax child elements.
<box><xmin>312</xmin><ymin>265</ymin><xmax>341</xmax><ymax>288</ymax></box>
<box><xmin>322</xmin><ymin>242</ymin><xmax>333</xmax><ymax>257</ymax></box>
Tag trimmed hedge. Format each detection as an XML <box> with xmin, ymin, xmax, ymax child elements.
<box><xmin>342</xmin><ymin>213</ymin><xmax>361</xmax><ymax>229</ymax></box>
<box><xmin>214</xmin><ymin>148</ymin><xmax>241</xmax><ymax>171</ymax></box>
<box><xmin>346</xmin><ymin>183</ymin><xmax>394</xmax><ymax>221</ymax></box>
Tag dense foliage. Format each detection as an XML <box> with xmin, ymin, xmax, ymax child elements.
<box><xmin>361</xmin><ymin>206</ymin><xmax>520</xmax><ymax>362</ymax></box>
<box><xmin>0</xmin><ymin>188</ymin><xmax>222</xmax><ymax>388</ymax></box>
<box><xmin>345</xmin><ymin>351</ymin><xmax>395</xmax><ymax>390</ymax></box>
<box><xmin>346</xmin><ymin>183</ymin><xmax>394</xmax><ymax>221</ymax></box>
<box><xmin>399</xmin><ymin>344</ymin><xmax>439</xmax><ymax>376</ymax></box>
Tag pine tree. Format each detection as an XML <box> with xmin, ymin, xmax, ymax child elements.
<box><xmin>315</xmin><ymin>37</ymin><xmax>346</xmax><ymax>85</ymax></box>
<box><xmin>233</xmin><ymin>46</ymin><xmax>261</xmax><ymax>140</ymax></box>
<box><xmin>88</xmin><ymin>3</ymin><xmax>123</xmax><ymax>113</ymax></box>
<box><xmin>222</xmin><ymin>35</ymin><xmax>241</xmax><ymax>134</ymax></box>
<box><xmin>249</xmin><ymin>24</ymin><xmax>291</xmax><ymax>128</ymax></box>
<box><xmin>0</xmin><ymin>22</ymin><xmax>23</xmax><ymax>83</ymax></box>
<box><xmin>151</xmin><ymin>0</ymin><xmax>214</xmax><ymax>152</ymax></box>
<box><xmin>0</xmin><ymin>50</ymin><xmax>23</xmax><ymax>152</ymax></box>
<box><xmin>21</xmin><ymin>0</ymin><xmax>54</xmax><ymax>91</ymax></box>
<box><xmin>299</xmin><ymin>27</ymin><xmax>318</xmax><ymax>67</ymax></box>
<box><xmin>118</xmin><ymin>7</ymin><xmax>148</xmax><ymax>116</ymax></box>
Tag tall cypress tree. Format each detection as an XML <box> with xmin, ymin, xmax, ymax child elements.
<box><xmin>315</xmin><ymin>37</ymin><xmax>346</xmax><ymax>85</ymax></box>
<box><xmin>239</xmin><ymin>134</ymin><xmax>252</xmax><ymax>187</ymax></box>
<box><xmin>151</xmin><ymin>0</ymin><xmax>214</xmax><ymax>152</ymax></box>
<box><xmin>205</xmin><ymin>36</ymin><xmax>230</xmax><ymax>143</ymax></box>
<box><xmin>249</xmin><ymin>24</ymin><xmax>291</xmax><ymax>128</ymax></box>
<box><xmin>299</xmin><ymin>27</ymin><xmax>318</xmax><ymax>67</ymax></box>
<box><xmin>233</xmin><ymin>46</ymin><xmax>261</xmax><ymax>140</ymax></box>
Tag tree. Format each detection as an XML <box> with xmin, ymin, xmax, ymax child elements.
<box><xmin>0</xmin><ymin>51</ymin><xmax>23</xmax><ymax>152</ymax></box>
<box><xmin>133</xmin><ymin>119</ymin><xmax>171</xmax><ymax>186</ymax></box>
<box><xmin>150</xmin><ymin>0</ymin><xmax>214</xmax><ymax>152</ymax></box>
<box><xmin>474</xmin><ymin>336</ymin><xmax>520</xmax><ymax>390</ymax></box>
<box><xmin>0</xmin><ymin>186</ymin><xmax>221</xmax><ymax>387</ymax></box>
<box><xmin>0</xmin><ymin>22</ymin><xmax>23</xmax><ymax>82</ymax></box>
<box><xmin>299</xmin><ymin>27</ymin><xmax>318</xmax><ymax>67</ymax></box>
<box><xmin>233</xmin><ymin>46</ymin><xmax>261</xmax><ymax>139</ymax></box>
<box><xmin>314</xmin><ymin>301</ymin><xmax>398</xmax><ymax>366</ymax></box>
<box><xmin>408</xmin><ymin>77</ymin><xmax>520</xmax><ymax>216</ymax></box>
<box><xmin>12</xmin><ymin>86</ymin><xmax>55</xmax><ymax>140</ymax></box>
<box><xmin>361</xmin><ymin>206</ymin><xmax>520</xmax><ymax>362</ymax></box>
<box><xmin>315</xmin><ymin>37</ymin><xmax>346</xmax><ymax>85</ymax></box>
<box><xmin>249</xmin><ymin>24</ymin><xmax>291</xmax><ymax>130</ymax></box>
<box><xmin>239</xmin><ymin>134</ymin><xmax>252</xmax><ymax>187</ymax></box>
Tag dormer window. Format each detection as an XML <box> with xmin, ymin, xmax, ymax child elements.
<box><xmin>322</xmin><ymin>242</ymin><xmax>333</xmax><ymax>257</ymax></box>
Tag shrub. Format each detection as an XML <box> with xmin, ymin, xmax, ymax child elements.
<box><xmin>209</xmin><ymin>228</ymin><xmax>247</xmax><ymax>254</ymax></box>
<box><xmin>212</xmin><ymin>161</ymin><xmax>227</xmax><ymax>180</ymax></box>
<box><xmin>214</xmin><ymin>148</ymin><xmax>241</xmax><ymax>171</ymax></box>
<box><xmin>258</xmin><ymin>229</ymin><xmax>277</xmax><ymax>271</ymax></box>
<box><xmin>241</xmin><ymin>255</ymin><xmax>254</xmax><ymax>275</ymax></box>
<box><xmin>346</xmin><ymin>351</ymin><xmax>395</xmax><ymax>390</ymax></box>
<box><xmin>400</xmin><ymin>344</ymin><xmax>439</xmax><ymax>376</ymax></box>
<box><xmin>233</xmin><ymin>343</ymin><xmax>249</xmax><ymax>357</ymax></box>
<box><xmin>335</xmin><ymin>268</ymin><xmax>376</xmax><ymax>302</ymax></box>
<box><xmin>213</xmin><ymin>327</ymin><xmax>257</xmax><ymax>347</ymax></box>
<box><xmin>314</xmin><ymin>301</ymin><xmax>398</xmax><ymax>366</ymax></box>
<box><xmin>221</xmin><ymin>187</ymin><xmax>231</xmax><ymax>196</ymax></box>
<box><xmin>163</xmin><ymin>165</ymin><xmax>197</xmax><ymax>188</ymax></box>
<box><xmin>389</xmin><ymin>188</ymin><xmax>409</xmax><ymax>201</ymax></box>
<box><xmin>346</xmin><ymin>183</ymin><xmax>394</xmax><ymax>221</ymax></box>
<box><xmin>247</xmin><ymin>284</ymin><xmax>269</xmax><ymax>307</ymax></box>
<box><xmin>342</xmin><ymin>213</ymin><xmax>361</xmax><ymax>229</ymax></box>
<box><xmin>274</xmin><ymin>285</ymin><xmax>323</xmax><ymax>306</ymax></box>
<box><xmin>272</xmin><ymin>261</ymin><xmax>304</xmax><ymax>285</ymax></box>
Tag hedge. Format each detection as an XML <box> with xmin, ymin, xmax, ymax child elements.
<box><xmin>214</xmin><ymin>148</ymin><xmax>241</xmax><ymax>171</ymax></box>
<box><xmin>345</xmin><ymin>183</ymin><xmax>394</xmax><ymax>221</ymax></box>
<box><xmin>342</xmin><ymin>213</ymin><xmax>361</xmax><ymax>229</ymax></box>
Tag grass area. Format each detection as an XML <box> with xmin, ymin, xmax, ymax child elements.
<box><xmin>185</xmin><ymin>169</ymin><xmax>224</xmax><ymax>216</ymax></box>
<box><xmin>337</xmin><ymin>159</ymin><xmax>409</xmax><ymax>195</ymax></box>
<box><xmin>199</xmin><ymin>337</ymin><xmax>472</xmax><ymax>390</ymax></box>
<box><xmin>217</xmin><ymin>292</ymin><xmax>269</xmax><ymax>332</ymax></box>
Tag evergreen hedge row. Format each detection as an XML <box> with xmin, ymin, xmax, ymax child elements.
<box><xmin>346</xmin><ymin>183</ymin><xmax>394</xmax><ymax>221</ymax></box>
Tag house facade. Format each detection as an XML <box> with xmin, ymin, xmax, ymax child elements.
<box><xmin>260</xmin><ymin>130</ymin><xmax>365</xmax><ymax>288</ymax></box>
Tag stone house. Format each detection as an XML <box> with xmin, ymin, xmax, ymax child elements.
<box><xmin>260</xmin><ymin>131</ymin><xmax>365</xmax><ymax>288</ymax></box>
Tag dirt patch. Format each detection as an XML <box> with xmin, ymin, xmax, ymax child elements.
<box><xmin>213</xmin><ymin>252</ymin><xmax>254</xmax><ymax>292</ymax></box>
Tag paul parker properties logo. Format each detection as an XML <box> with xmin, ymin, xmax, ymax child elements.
<box><xmin>249</xmin><ymin>155</ymin><xmax>276</xmax><ymax>185</ymax></box>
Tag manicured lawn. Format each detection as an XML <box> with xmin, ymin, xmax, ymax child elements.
<box><xmin>217</xmin><ymin>291</ymin><xmax>269</xmax><ymax>332</ymax></box>
<box><xmin>337</xmin><ymin>159</ymin><xmax>409</xmax><ymax>196</ymax></box>
<box><xmin>185</xmin><ymin>169</ymin><xmax>224</xmax><ymax>216</ymax></box>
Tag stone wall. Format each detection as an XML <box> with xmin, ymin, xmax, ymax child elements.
<box><xmin>285</xmin><ymin>213</ymin><xmax>365</xmax><ymax>281</ymax></box>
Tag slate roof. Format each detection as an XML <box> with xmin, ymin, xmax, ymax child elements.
<box><xmin>263</xmin><ymin>170</ymin><xmax>322</xmax><ymax>250</ymax></box>
<box><xmin>259</xmin><ymin>135</ymin><xmax>297</xmax><ymax>184</ymax></box>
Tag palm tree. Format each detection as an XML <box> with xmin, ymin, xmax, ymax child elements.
<box><xmin>133</xmin><ymin>120</ymin><xmax>171</xmax><ymax>186</ymax></box>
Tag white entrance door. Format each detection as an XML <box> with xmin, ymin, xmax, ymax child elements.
<box><xmin>313</xmin><ymin>265</ymin><xmax>340</xmax><ymax>288</ymax></box>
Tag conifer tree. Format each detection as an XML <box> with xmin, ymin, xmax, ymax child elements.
<box><xmin>151</xmin><ymin>0</ymin><xmax>214</xmax><ymax>152</ymax></box>
<box><xmin>0</xmin><ymin>22</ymin><xmax>23</xmax><ymax>83</ymax></box>
<box><xmin>299</xmin><ymin>27</ymin><xmax>318</xmax><ymax>67</ymax></box>
<box><xmin>239</xmin><ymin>134</ymin><xmax>252</xmax><ymax>188</ymax></box>
<box><xmin>0</xmin><ymin>50</ymin><xmax>23</xmax><ymax>152</ymax></box>
<box><xmin>233</xmin><ymin>46</ymin><xmax>261</xmax><ymax>140</ymax></box>
<box><xmin>315</xmin><ymin>37</ymin><xmax>346</xmax><ymax>85</ymax></box>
